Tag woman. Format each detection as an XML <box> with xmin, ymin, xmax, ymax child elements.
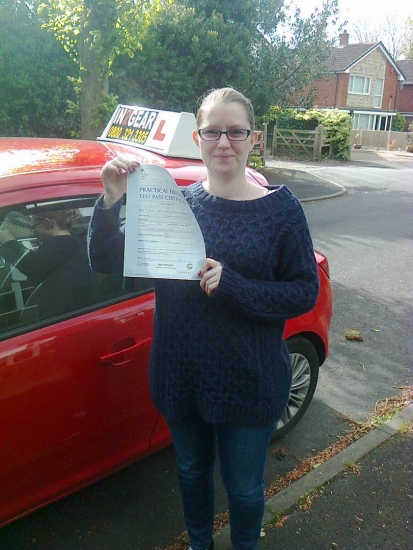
<box><xmin>88</xmin><ymin>88</ymin><xmax>319</xmax><ymax>550</ymax></box>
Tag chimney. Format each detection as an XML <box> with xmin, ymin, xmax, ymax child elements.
<box><xmin>339</xmin><ymin>30</ymin><xmax>349</xmax><ymax>46</ymax></box>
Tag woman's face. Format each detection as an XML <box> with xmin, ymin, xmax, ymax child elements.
<box><xmin>193</xmin><ymin>101</ymin><xmax>255</xmax><ymax>181</ymax></box>
<box><xmin>31</xmin><ymin>217</ymin><xmax>53</xmax><ymax>243</ymax></box>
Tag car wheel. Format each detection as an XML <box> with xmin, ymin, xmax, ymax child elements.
<box><xmin>272</xmin><ymin>336</ymin><xmax>320</xmax><ymax>440</ymax></box>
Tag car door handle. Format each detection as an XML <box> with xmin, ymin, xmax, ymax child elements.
<box><xmin>99</xmin><ymin>337</ymin><xmax>152</xmax><ymax>365</ymax></box>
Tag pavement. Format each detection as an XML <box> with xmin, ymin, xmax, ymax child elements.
<box><xmin>212</xmin><ymin>398</ymin><xmax>413</xmax><ymax>550</ymax></box>
<box><xmin>261</xmin><ymin>146</ymin><xmax>413</xmax><ymax>202</ymax></box>
<box><xmin>212</xmin><ymin>153</ymin><xmax>413</xmax><ymax>550</ymax></box>
<box><xmin>261</xmin><ymin>159</ymin><xmax>347</xmax><ymax>202</ymax></box>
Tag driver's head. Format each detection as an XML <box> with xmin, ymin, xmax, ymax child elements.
<box><xmin>30</xmin><ymin>209</ymin><xmax>80</xmax><ymax>242</ymax></box>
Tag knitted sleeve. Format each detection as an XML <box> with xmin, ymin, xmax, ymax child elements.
<box><xmin>87</xmin><ymin>196</ymin><xmax>125</xmax><ymax>274</ymax></box>
<box><xmin>213</xmin><ymin>220</ymin><xmax>319</xmax><ymax>321</ymax></box>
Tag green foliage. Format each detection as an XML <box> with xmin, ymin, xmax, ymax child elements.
<box><xmin>90</xmin><ymin>93</ymin><xmax>119</xmax><ymax>128</ymax></box>
<box><xmin>262</xmin><ymin>106</ymin><xmax>351</xmax><ymax>160</ymax></box>
<box><xmin>112</xmin><ymin>0</ymin><xmax>340</xmax><ymax>116</ymax></box>
<box><xmin>391</xmin><ymin>114</ymin><xmax>406</xmax><ymax>132</ymax></box>
<box><xmin>302</xmin><ymin>108</ymin><xmax>352</xmax><ymax>160</ymax></box>
<box><xmin>181</xmin><ymin>0</ymin><xmax>341</xmax><ymax>115</ymax></box>
<box><xmin>0</xmin><ymin>0</ymin><xmax>79</xmax><ymax>137</ymax></box>
<box><xmin>36</xmin><ymin>0</ymin><xmax>166</xmax><ymax>66</ymax></box>
<box><xmin>260</xmin><ymin>106</ymin><xmax>317</xmax><ymax>130</ymax></box>
<box><xmin>247</xmin><ymin>154</ymin><xmax>264</xmax><ymax>170</ymax></box>
<box><xmin>181</xmin><ymin>0</ymin><xmax>286</xmax><ymax>36</ymax></box>
<box><xmin>111</xmin><ymin>4</ymin><xmax>252</xmax><ymax>112</ymax></box>
<box><xmin>35</xmin><ymin>0</ymin><xmax>169</xmax><ymax>137</ymax></box>
<box><xmin>248</xmin><ymin>0</ymin><xmax>341</xmax><ymax>115</ymax></box>
<box><xmin>1</xmin><ymin>0</ymin><xmax>342</xmax><ymax>138</ymax></box>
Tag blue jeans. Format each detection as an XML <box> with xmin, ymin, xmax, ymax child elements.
<box><xmin>168</xmin><ymin>412</ymin><xmax>275</xmax><ymax>550</ymax></box>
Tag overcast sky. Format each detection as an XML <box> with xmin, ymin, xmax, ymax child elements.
<box><xmin>291</xmin><ymin>0</ymin><xmax>412</xmax><ymax>33</ymax></box>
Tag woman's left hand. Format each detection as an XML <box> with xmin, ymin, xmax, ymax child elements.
<box><xmin>199</xmin><ymin>258</ymin><xmax>222</xmax><ymax>296</ymax></box>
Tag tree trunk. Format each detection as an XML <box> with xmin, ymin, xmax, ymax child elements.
<box><xmin>78</xmin><ymin>30</ymin><xmax>109</xmax><ymax>139</ymax></box>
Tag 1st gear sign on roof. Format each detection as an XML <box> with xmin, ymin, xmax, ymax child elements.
<box><xmin>99</xmin><ymin>104</ymin><xmax>201</xmax><ymax>160</ymax></box>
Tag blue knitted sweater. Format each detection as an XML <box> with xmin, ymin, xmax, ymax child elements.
<box><xmin>88</xmin><ymin>182</ymin><xmax>319</xmax><ymax>427</ymax></box>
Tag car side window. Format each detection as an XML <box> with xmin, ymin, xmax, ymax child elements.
<box><xmin>0</xmin><ymin>198</ymin><xmax>153</xmax><ymax>338</ymax></box>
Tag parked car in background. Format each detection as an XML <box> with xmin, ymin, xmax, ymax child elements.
<box><xmin>0</xmin><ymin>122</ymin><xmax>332</xmax><ymax>528</ymax></box>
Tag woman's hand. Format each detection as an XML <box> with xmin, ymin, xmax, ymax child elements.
<box><xmin>101</xmin><ymin>156</ymin><xmax>140</xmax><ymax>207</ymax></box>
<box><xmin>199</xmin><ymin>258</ymin><xmax>222</xmax><ymax>296</ymax></box>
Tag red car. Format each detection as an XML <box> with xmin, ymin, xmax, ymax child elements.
<box><xmin>0</xmin><ymin>134</ymin><xmax>332</xmax><ymax>528</ymax></box>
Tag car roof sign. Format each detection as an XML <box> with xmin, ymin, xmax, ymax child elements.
<box><xmin>98</xmin><ymin>104</ymin><xmax>201</xmax><ymax>160</ymax></box>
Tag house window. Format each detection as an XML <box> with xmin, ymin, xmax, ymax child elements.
<box><xmin>353</xmin><ymin>113</ymin><xmax>373</xmax><ymax>130</ymax></box>
<box><xmin>349</xmin><ymin>75</ymin><xmax>371</xmax><ymax>94</ymax></box>
<box><xmin>373</xmin><ymin>79</ymin><xmax>384</xmax><ymax>108</ymax></box>
<box><xmin>353</xmin><ymin>113</ymin><xmax>391</xmax><ymax>131</ymax></box>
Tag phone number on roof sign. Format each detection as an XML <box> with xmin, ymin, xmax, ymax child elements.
<box><xmin>106</xmin><ymin>125</ymin><xmax>150</xmax><ymax>145</ymax></box>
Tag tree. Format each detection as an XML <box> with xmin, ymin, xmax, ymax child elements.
<box><xmin>249</xmin><ymin>1</ymin><xmax>341</xmax><ymax>114</ymax></box>
<box><xmin>111</xmin><ymin>4</ymin><xmax>253</xmax><ymax>113</ymax></box>
<box><xmin>0</xmin><ymin>0</ymin><xmax>79</xmax><ymax>137</ymax></box>
<box><xmin>400</xmin><ymin>18</ymin><xmax>413</xmax><ymax>59</ymax></box>
<box><xmin>36</xmin><ymin>0</ymin><xmax>169</xmax><ymax>138</ymax></box>
<box><xmin>351</xmin><ymin>16</ymin><xmax>411</xmax><ymax>59</ymax></box>
<box><xmin>181</xmin><ymin>0</ymin><xmax>286</xmax><ymax>36</ymax></box>
<box><xmin>112</xmin><ymin>0</ymin><xmax>340</xmax><ymax>116</ymax></box>
<box><xmin>1</xmin><ymin>0</ymin><xmax>341</xmax><ymax>137</ymax></box>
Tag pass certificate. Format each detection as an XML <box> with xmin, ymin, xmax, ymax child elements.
<box><xmin>124</xmin><ymin>164</ymin><xmax>206</xmax><ymax>279</ymax></box>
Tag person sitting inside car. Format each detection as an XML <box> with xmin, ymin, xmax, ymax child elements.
<box><xmin>0</xmin><ymin>209</ymin><xmax>97</xmax><ymax>320</ymax></box>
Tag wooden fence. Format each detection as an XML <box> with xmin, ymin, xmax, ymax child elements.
<box><xmin>270</xmin><ymin>126</ymin><xmax>325</xmax><ymax>160</ymax></box>
<box><xmin>351</xmin><ymin>129</ymin><xmax>411</xmax><ymax>150</ymax></box>
<box><xmin>250</xmin><ymin>126</ymin><xmax>267</xmax><ymax>165</ymax></box>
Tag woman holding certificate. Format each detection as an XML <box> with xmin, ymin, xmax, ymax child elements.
<box><xmin>88</xmin><ymin>88</ymin><xmax>319</xmax><ymax>550</ymax></box>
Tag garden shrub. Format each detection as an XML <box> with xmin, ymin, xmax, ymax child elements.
<box><xmin>260</xmin><ymin>107</ymin><xmax>352</xmax><ymax>160</ymax></box>
<box><xmin>391</xmin><ymin>114</ymin><xmax>406</xmax><ymax>132</ymax></box>
<box><xmin>247</xmin><ymin>154</ymin><xmax>264</xmax><ymax>170</ymax></box>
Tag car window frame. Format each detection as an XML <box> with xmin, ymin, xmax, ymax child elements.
<box><xmin>0</xmin><ymin>193</ymin><xmax>154</xmax><ymax>342</ymax></box>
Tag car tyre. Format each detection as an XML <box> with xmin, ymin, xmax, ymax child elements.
<box><xmin>272</xmin><ymin>336</ymin><xmax>319</xmax><ymax>441</ymax></box>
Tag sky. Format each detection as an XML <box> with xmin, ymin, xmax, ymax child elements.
<box><xmin>291</xmin><ymin>0</ymin><xmax>412</xmax><ymax>34</ymax></box>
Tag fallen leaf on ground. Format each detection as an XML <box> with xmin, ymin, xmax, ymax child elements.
<box><xmin>345</xmin><ymin>329</ymin><xmax>364</xmax><ymax>341</ymax></box>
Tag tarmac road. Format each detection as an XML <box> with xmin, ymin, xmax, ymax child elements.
<box><xmin>298</xmin><ymin>149</ymin><xmax>412</xmax><ymax>425</ymax></box>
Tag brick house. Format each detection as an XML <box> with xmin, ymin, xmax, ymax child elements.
<box><xmin>302</xmin><ymin>30</ymin><xmax>407</xmax><ymax>131</ymax></box>
<box><xmin>395</xmin><ymin>59</ymin><xmax>413</xmax><ymax>130</ymax></box>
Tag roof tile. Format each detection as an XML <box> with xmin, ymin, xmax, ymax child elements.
<box><xmin>326</xmin><ymin>43</ymin><xmax>376</xmax><ymax>71</ymax></box>
<box><xmin>396</xmin><ymin>59</ymin><xmax>413</xmax><ymax>83</ymax></box>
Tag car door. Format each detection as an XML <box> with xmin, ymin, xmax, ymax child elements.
<box><xmin>0</xmin><ymin>194</ymin><xmax>159</xmax><ymax>526</ymax></box>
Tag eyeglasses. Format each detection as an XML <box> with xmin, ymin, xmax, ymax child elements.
<box><xmin>198</xmin><ymin>128</ymin><xmax>252</xmax><ymax>141</ymax></box>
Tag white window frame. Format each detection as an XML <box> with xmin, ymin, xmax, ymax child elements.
<box><xmin>349</xmin><ymin>75</ymin><xmax>371</xmax><ymax>95</ymax></box>
<box><xmin>353</xmin><ymin>113</ymin><xmax>373</xmax><ymax>130</ymax></box>
<box><xmin>352</xmin><ymin>113</ymin><xmax>392</xmax><ymax>131</ymax></box>
<box><xmin>373</xmin><ymin>78</ymin><xmax>384</xmax><ymax>108</ymax></box>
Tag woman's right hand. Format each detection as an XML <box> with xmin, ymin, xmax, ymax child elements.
<box><xmin>101</xmin><ymin>156</ymin><xmax>140</xmax><ymax>207</ymax></box>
